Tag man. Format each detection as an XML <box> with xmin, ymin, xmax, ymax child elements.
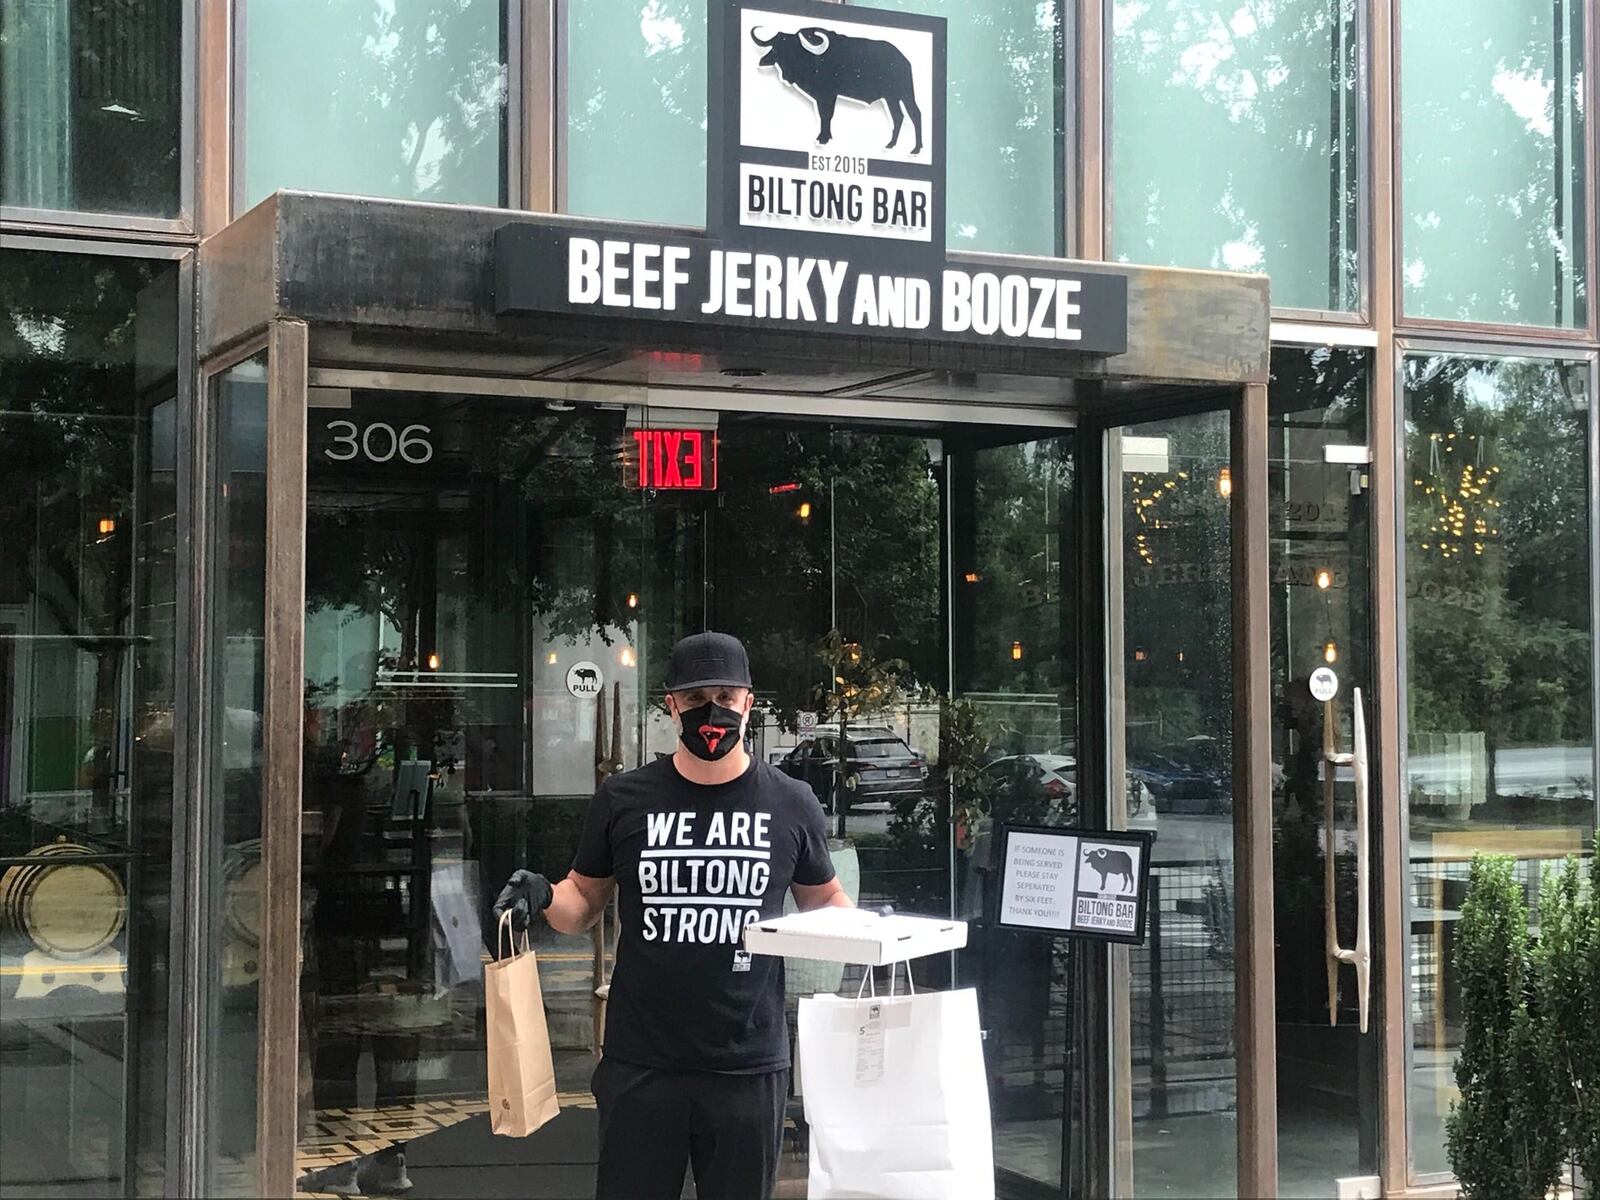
<box><xmin>496</xmin><ymin>631</ymin><xmax>850</xmax><ymax>1200</ymax></box>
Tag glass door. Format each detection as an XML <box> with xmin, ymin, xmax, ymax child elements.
<box><xmin>1267</xmin><ymin>346</ymin><xmax>1380</xmax><ymax>1196</ymax></box>
<box><xmin>1107</xmin><ymin>408</ymin><xmax>1240</xmax><ymax>1198</ymax></box>
<box><xmin>946</xmin><ymin>432</ymin><xmax>1081</xmax><ymax>1197</ymax></box>
<box><xmin>292</xmin><ymin>391</ymin><xmax>971</xmax><ymax>1197</ymax></box>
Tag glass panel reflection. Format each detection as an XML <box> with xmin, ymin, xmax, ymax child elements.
<box><xmin>1113</xmin><ymin>410</ymin><xmax>1237</xmax><ymax>1197</ymax></box>
<box><xmin>1267</xmin><ymin>346</ymin><xmax>1377</xmax><ymax>1195</ymax></box>
<box><xmin>950</xmin><ymin>435</ymin><xmax>1078</xmax><ymax>1191</ymax></box>
<box><xmin>1400</xmin><ymin>0</ymin><xmax>1587</xmax><ymax>327</ymax></box>
<box><xmin>0</xmin><ymin>0</ymin><xmax>182</xmax><ymax>216</ymax></box>
<box><xmin>1403</xmin><ymin>351</ymin><xmax>1595</xmax><ymax>1175</ymax></box>
<box><xmin>208</xmin><ymin>357</ymin><xmax>269</xmax><ymax>1195</ymax></box>
<box><xmin>1109</xmin><ymin>0</ymin><xmax>1360</xmax><ymax>311</ymax></box>
<box><xmin>0</xmin><ymin>250</ymin><xmax>179</xmax><ymax>1195</ymax></box>
<box><xmin>240</xmin><ymin>0</ymin><xmax>506</xmax><ymax>211</ymax></box>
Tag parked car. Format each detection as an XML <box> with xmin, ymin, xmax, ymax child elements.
<box><xmin>778</xmin><ymin>730</ymin><xmax>928</xmax><ymax>811</ymax></box>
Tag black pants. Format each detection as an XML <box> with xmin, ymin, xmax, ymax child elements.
<box><xmin>592</xmin><ymin>1057</ymin><xmax>787</xmax><ymax>1200</ymax></box>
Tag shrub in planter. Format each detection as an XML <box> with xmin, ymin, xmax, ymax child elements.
<box><xmin>1446</xmin><ymin>854</ymin><xmax>1563</xmax><ymax>1199</ymax></box>
<box><xmin>1534</xmin><ymin>857</ymin><xmax>1588</xmax><ymax>1184</ymax></box>
<box><xmin>1574</xmin><ymin>857</ymin><xmax>1600</xmax><ymax>1196</ymax></box>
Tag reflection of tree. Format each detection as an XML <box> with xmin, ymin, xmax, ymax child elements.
<box><xmin>1398</xmin><ymin>0</ymin><xmax>1586</xmax><ymax>325</ymax></box>
<box><xmin>0</xmin><ymin>253</ymin><xmax>172</xmax><ymax>829</ymax></box>
<box><xmin>959</xmin><ymin>439</ymin><xmax>1074</xmax><ymax>696</ymax></box>
<box><xmin>1122</xmin><ymin>417</ymin><xmax>1234</xmax><ymax>760</ymax></box>
<box><xmin>1111</xmin><ymin>0</ymin><xmax>1359</xmax><ymax>310</ymax></box>
<box><xmin>246</xmin><ymin>0</ymin><xmax>504</xmax><ymax>205</ymax></box>
<box><xmin>1405</xmin><ymin>356</ymin><xmax>1591</xmax><ymax>800</ymax></box>
<box><xmin>718</xmin><ymin>428</ymin><xmax>941</xmax><ymax>703</ymax></box>
<box><xmin>876</xmin><ymin>0</ymin><xmax>1063</xmax><ymax>252</ymax></box>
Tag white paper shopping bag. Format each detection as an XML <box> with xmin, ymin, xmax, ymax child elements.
<box><xmin>798</xmin><ymin>987</ymin><xmax>994</xmax><ymax>1200</ymax></box>
<box><xmin>484</xmin><ymin>913</ymin><xmax>560</xmax><ymax>1137</ymax></box>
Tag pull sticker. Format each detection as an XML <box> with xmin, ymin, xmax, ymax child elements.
<box><xmin>854</xmin><ymin>1002</ymin><xmax>886</xmax><ymax>1086</ymax></box>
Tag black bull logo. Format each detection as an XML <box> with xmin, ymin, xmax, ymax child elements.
<box><xmin>751</xmin><ymin>26</ymin><xmax>924</xmax><ymax>155</ymax></box>
<box><xmin>1083</xmin><ymin>847</ymin><xmax>1136</xmax><ymax>894</ymax></box>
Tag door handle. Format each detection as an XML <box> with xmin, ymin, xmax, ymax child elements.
<box><xmin>1323</xmin><ymin>686</ymin><xmax>1371</xmax><ymax>1033</ymax></box>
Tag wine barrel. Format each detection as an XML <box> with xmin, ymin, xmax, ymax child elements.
<box><xmin>0</xmin><ymin>838</ymin><xmax>127</xmax><ymax>958</ymax></box>
<box><xmin>223</xmin><ymin>839</ymin><xmax>263</xmax><ymax>948</ymax></box>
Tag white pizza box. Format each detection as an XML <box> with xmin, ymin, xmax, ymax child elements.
<box><xmin>743</xmin><ymin>908</ymin><xmax>968</xmax><ymax>966</ymax></box>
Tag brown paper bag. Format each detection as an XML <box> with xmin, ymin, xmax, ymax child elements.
<box><xmin>485</xmin><ymin>911</ymin><xmax>561</xmax><ymax>1137</ymax></box>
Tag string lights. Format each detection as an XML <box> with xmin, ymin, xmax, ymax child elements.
<box><xmin>1415</xmin><ymin>431</ymin><xmax>1501</xmax><ymax>558</ymax></box>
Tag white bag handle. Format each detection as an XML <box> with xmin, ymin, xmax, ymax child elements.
<box><xmin>497</xmin><ymin>908</ymin><xmax>531</xmax><ymax>961</ymax></box>
<box><xmin>856</xmin><ymin>959</ymin><xmax>917</xmax><ymax>999</ymax></box>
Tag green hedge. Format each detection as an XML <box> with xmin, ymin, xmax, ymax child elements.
<box><xmin>1448</xmin><ymin>853</ymin><xmax>1600</xmax><ymax>1198</ymax></box>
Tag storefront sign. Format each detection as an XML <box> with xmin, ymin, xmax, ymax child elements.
<box><xmin>625</xmin><ymin>428</ymin><xmax>718</xmax><ymax>491</ymax></box>
<box><xmin>493</xmin><ymin>0</ymin><xmax>1128</xmax><ymax>356</ymax></box>
<box><xmin>495</xmin><ymin>226</ymin><xmax>1127</xmax><ymax>354</ymax></box>
<box><xmin>996</xmin><ymin>825</ymin><xmax>1154</xmax><ymax>944</ymax></box>
<box><xmin>709</xmin><ymin>0</ymin><xmax>946</xmax><ymax>266</ymax></box>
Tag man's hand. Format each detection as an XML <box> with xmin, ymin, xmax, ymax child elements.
<box><xmin>494</xmin><ymin>870</ymin><xmax>554</xmax><ymax>932</ymax></box>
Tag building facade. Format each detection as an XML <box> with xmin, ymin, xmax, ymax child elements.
<box><xmin>0</xmin><ymin>1</ymin><xmax>1593</xmax><ymax>1197</ymax></box>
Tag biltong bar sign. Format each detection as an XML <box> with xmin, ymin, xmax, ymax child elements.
<box><xmin>495</xmin><ymin>0</ymin><xmax>1128</xmax><ymax>356</ymax></box>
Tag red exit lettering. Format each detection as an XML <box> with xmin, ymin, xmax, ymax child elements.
<box><xmin>627</xmin><ymin>429</ymin><xmax>718</xmax><ymax>491</ymax></box>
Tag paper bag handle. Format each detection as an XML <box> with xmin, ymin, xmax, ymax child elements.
<box><xmin>497</xmin><ymin>909</ymin><xmax>531</xmax><ymax>961</ymax></box>
<box><xmin>855</xmin><ymin>960</ymin><xmax>917</xmax><ymax>999</ymax></box>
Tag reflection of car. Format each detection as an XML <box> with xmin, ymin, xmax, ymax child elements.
<box><xmin>1130</xmin><ymin>748</ymin><xmax>1228</xmax><ymax>811</ymax></box>
<box><xmin>981</xmin><ymin>754</ymin><xmax>1076</xmax><ymax>804</ymax></box>
<box><xmin>779</xmin><ymin>732</ymin><xmax>928</xmax><ymax>811</ymax></box>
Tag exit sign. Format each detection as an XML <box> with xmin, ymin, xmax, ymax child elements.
<box><xmin>626</xmin><ymin>429</ymin><xmax>718</xmax><ymax>491</ymax></box>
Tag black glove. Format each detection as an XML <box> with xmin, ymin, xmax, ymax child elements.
<box><xmin>494</xmin><ymin>870</ymin><xmax>554</xmax><ymax>933</ymax></box>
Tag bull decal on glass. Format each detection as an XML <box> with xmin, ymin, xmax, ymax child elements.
<box><xmin>750</xmin><ymin>25</ymin><xmax>923</xmax><ymax>154</ymax></box>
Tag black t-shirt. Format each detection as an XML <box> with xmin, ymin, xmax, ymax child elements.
<box><xmin>571</xmin><ymin>755</ymin><xmax>836</xmax><ymax>1073</ymax></box>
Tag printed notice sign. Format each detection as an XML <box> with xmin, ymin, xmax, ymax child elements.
<box><xmin>996</xmin><ymin>825</ymin><xmax>1153</xmax><ymax>944</ymax></box>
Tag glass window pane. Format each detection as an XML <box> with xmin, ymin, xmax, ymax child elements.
<box><xmin>0</xmin><ymin>249</ymin><xmax>179</xmax><ymax>1193</ymax></box>
<box><xmin>565</xmin><ymin>1</ymin><xmax>1064</xmax><ymax>252</ymax></box>
<box><xmin>1399</xmin><ymin>0</ymin><xmax>1587</xmax><ymax>327</ymax></box>
<box><xmin>0</xmin><ymin>0</ymin><xmax>182</xmax><ymax>216</ymax></box>
<box><xmin>1109</xmin><ymin>0</ymin><xmax>1360</xmax><ymax>312</ymax></box>
<box><xmin>1403</xmin><ymin>351</ymin><xmax>1594</xmax><ymax>1175</ymax></box>
<box><xmin>206</xmin><ymin>357</ymin><xmax>268</xmax><ymax>1195</ymax></box>
<box><xmin>565</xmin><ymin>0</ymin><xmax>707</xmax><ymax>225</ymax></box>
<box><xmin>240</xmin><ymin>0</ymin><xmax>506</xmax><ymax>212</ymax></box>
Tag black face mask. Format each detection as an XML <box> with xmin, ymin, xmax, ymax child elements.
<box><xmin>676</xmin><ymin>701</ymin><xmax>744</xmax><ymax>761</ymax></box>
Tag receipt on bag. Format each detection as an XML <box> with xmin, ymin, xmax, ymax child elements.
<box><xmin>854</xmin><ymin>1002</ymin><xmax>886</xmax><ymax>1086</ymax></box>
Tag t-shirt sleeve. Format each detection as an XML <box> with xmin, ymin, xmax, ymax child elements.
<box><xmin>570</xmin><ymin>781</ymin><xmax>613</xmax><ymax>879</ymax></box>
<box><xmin>790</xmin><ymin>786</ymin><xmax>837</xmax><ymax>888</ymax></box>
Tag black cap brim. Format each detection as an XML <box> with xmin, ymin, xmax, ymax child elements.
<box><xmin>668</xmin><ymin>677</ymin><xmax>751</xmax><ymax>691</ymax></box>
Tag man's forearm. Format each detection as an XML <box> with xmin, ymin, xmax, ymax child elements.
<box><xmin>792</xmin><ymin>878</ymin><xmax>852</xmax><ymax>911</ymax></box>
<box><xmin>544</xmin><ymin>876</ymin><xmax>604</xmax><ymax>934</ymax></box>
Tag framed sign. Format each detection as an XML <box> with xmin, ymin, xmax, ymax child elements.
<box><xmin>995</xmin><ymin>824</ymin><xmax>1154</xmax><ymax>944</ymax></box>
<box><xmin>708</xmin><ymin>0</ymin><xmax>947</xmax><ymax>271</ymax></box>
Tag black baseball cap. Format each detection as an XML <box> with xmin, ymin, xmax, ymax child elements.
<box><xmin>665</xmin><ymin>631</ymin><xmax>752</xmax><ymax>692</ymax></box>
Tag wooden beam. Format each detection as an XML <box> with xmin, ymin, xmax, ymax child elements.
<box><xmin>256</xmin><ymin>319</ymin><xmax>308</xmax><ymax>1200</ymax></box>
<box><xmin>1368</xmin><ymin>0</ymin><xmax>1411</xmax><ymax>1182</ymax></box>
<box><xmin>1232</xmin><ymin>381</ymin><xmax>1278</xmax><ymax>1197</ymax></box>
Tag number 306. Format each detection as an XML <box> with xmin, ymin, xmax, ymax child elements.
<box><xmin>323</xmin><ymin>420</ymin><xmax>434</xmax><ymax>464</ymax></box>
